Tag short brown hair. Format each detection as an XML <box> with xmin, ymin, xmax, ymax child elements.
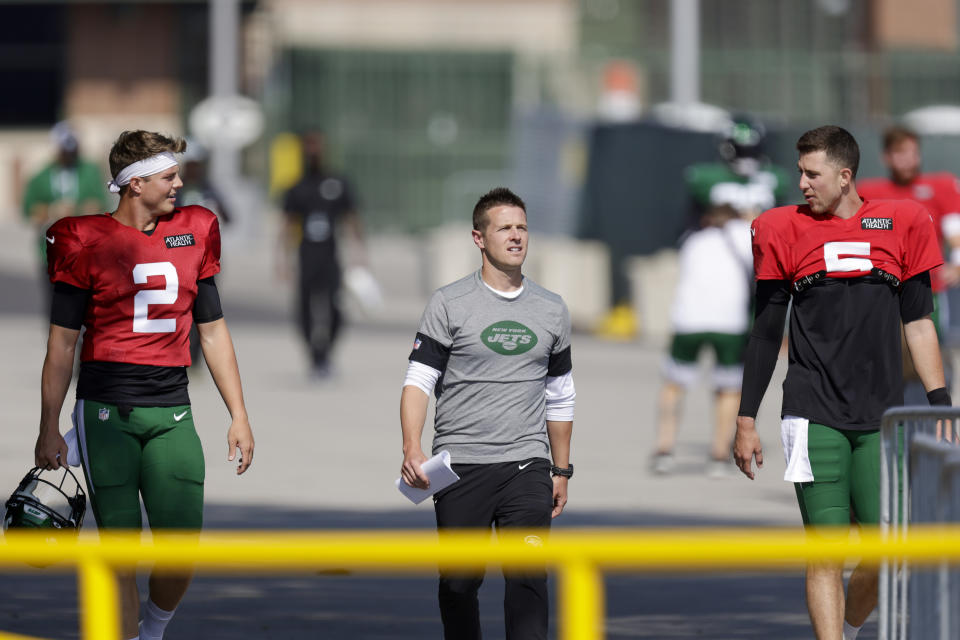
<box><xmin>109</xmin><ymin>130</ymin><xmax>186</xmax><ymax>193</ymax></box>
<box><xmin>882</xmin><ymin>125</ymin><xmax>919</xmax><ymax>152</ymax></box>
<box><xmin>796</xmin><ymin>125</ymin><xmax>860</xmax><ymax>177</ymax></box>
<box><xmin>472</xmin><ymin>187</ymin><xmax>526</xmax><ymax>231</ymax></box>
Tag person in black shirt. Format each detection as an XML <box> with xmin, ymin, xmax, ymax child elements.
<box><xmin>281</xmin><ymin>131</ymin><xmax>365</xmax><ymax>379</ymax></box>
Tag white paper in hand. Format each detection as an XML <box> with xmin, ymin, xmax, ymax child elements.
<box><xmin>396</xmin><ymin>450</ymin><xmax>460</xmax><ymax>504</ymax></box>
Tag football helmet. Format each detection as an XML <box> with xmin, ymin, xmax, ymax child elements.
<box><xmin>720</xmin><ymin>114</ymin><xmax>767</xmax><ymax>175</ymax></box>
<box><xmin>3</xmin><ymin>466</ymin><xmax>86</xmax><ymax>531</ymax></box>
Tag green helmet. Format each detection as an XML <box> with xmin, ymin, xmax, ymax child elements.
<box><xmin>720</xmin><ymin>114</ymin><xmax>767</xmax><ymax>162</ymax></box>
<box><xmin>3</xmin><ymin>467</ymin><xmax>86</xmax><ymax>531</ymax></box>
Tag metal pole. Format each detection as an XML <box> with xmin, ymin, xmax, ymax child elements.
<box><xmin>79</xmin><ymin>558</ymin><xmax>120</xmax><ymax>640</ymax></box>
<box><xmin>879</xmin><ymin>419</ymin><xmax>892</xmax><ymax>640</ymax></box>
<box><xmin>209</xmin><ymin>0</ymin><xmax>240</xmax><ymax>187</ymax></box>
<box><xmin>559</xmin><ymin>559</ymin><xmax>604</xmax><ymax>640</ymax></box>
<box><xmin>670</xmin><ymin>0</ymin><xmax>700</xmax><ymax>105</ymax></box>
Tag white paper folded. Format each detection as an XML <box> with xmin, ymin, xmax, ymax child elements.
<box><xmin>395</xmin><ymin>450</ymin><xmax>460</xmax><ymax>504</ymax></box>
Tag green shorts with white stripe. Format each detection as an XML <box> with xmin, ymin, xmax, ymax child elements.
<box><xmin>73</xmin><ymin>400</ymin><xmax>205</xmax><ymax>530</ymax></box>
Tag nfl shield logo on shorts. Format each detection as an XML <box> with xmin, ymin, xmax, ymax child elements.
<box><xmin>98</xmin><ymin>407</ymin><xmax>110</xmax><ymax>421</ymax></box>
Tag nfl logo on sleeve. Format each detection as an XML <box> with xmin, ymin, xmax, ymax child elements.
<box><xmin>413</xmin><ymin>338</ymin><xmax>422</xmax><ymax>350</ymax></box>
<box><xmin>98</xmin><ymin>407</ymin><xmax>110</xmax><ymax>421</ymax></box>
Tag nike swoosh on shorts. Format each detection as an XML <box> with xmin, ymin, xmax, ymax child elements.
<box><xmin>518</xmin><ymin>461</ymin><xmax>533</xmax><ymax>470</ymax></box>
<box><xmin>173</xmin><ymin>410</ymin><xmax>189</xmax><ymax>422</ymax></box>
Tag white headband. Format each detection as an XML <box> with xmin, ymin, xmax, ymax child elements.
<box><xmin>107</xmin><ymin>152</ymin><xmax>179</xmax><ymax>193</ymax></box>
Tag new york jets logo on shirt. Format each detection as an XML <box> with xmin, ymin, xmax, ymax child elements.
<box><xmin>481</xmin><ymin>321</ymin><xmax>538</xmax><ymax>355</ymax></box>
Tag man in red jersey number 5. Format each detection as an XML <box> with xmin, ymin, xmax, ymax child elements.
<box><xmin>35</xmin><ymin>130</ymin><xmax>255</xmax><ymax>640</ymax></box>
<box><xmin>734</xmin><ymin>126</ymin><xmax>949</xmax><ymax>640</ymax></box>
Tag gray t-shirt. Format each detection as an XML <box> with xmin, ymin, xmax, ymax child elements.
<box><xmin>413</xmin><ymin>270</ymin><xmax>572</xmax><ymax>464</ymax></box>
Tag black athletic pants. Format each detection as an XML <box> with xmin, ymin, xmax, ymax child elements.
<box><xmin>297</xmin><ymin>250</ymin><xmax>342</xmax><ymax>367</ymax></box>
<box><xmin>434</xmin><ymin>458</ymin><xmax>554</xmax><ymax>640</ymax></box>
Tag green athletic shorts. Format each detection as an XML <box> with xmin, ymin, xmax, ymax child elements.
<box><xmin>72</xmin><ymin>400</ymin><xmax>205</xmax><ymax>530</ymax></box>
<box><xmin>794</xmin><ymin>422</ymin><xmax>881</xmax><ymax>529</ymax></box>
<box><xmin>669</xmin><ymin>332</ymin><xmax>748</xmax><ymax>366</ymax></box>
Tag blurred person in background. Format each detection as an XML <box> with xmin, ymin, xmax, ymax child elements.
<box><xmin>399</xmin><ymin>187</ymin><xmax>574</xmax><ymax>640</ymax></box>
<box><xmin>175</xmin><ymin>140</ymin><xmax>232</xmax><ymax>367</ymax></box>
<box><xmin>280</xmin><ymin>131</ymin><xmax>365</xmax><ymax>380</ymax></box>
<box><xmin>734</xmin><ymin>126</ymin><xmax>949</xmax><ymax>640</ymax></box>
<box><xmin>22</xmin><ymin>121</ymin><xmax>108</xmax><ymax>309</ymax></box>
<box><xmin>596</xmin><ymin>114</ymin><xmax>790</xmax><ymax>340</ymax></box>
<box><xmin>35</xmin><ymin>130</ymin><xmax>255</xmax><ymax>640</ymax></box>
<box><xmin>652</xmin><ymin>204</ymin><xmax>752</xmax><ymax>477</ymax></box>
<box><xmin>175</xmin><ymin>140</ymin><xmax>232</xmax><ymax>224</ymax></box>
<box><xmin>685</xmin><ymin>114</ymin><xmax>793</xmax><ymax>224</ymax></box>
<box><xmin>858</xmin><ymin>125</ymin><xmax>960</xmax><ymax>401</ymax></box>
<box><xmin>652</xmin><ymin>116</ymin><xmax>791</xmax><ymax>476</ymax></box>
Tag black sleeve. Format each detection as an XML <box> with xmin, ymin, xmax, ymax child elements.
<box><xmin>409</xmin><ymin>332</ymin><xmax>450</xmax><ymax>372</ymax></box>
<box><xmin>738</xmin><ymin>280</ymin><xmax>791</xmax><ymax>418</ymax></box>
<box><xmin>50</xmin><ymin>281</ymin><xmax>90</xmax><ymax>330</ymax></box>
<box><xmin>193</xmin><ymin>277</ymin><xmax>224</xmax><ymax>324</ymax></box>
<box><xmin>547</xmin><ymin>346</ymin><xmax>572</xmax><ymax>377</ymax></box>
<box><xmin>900</xmin><ymin>271</ymin><xmax>934</xmax><ymax>323</ymax></box>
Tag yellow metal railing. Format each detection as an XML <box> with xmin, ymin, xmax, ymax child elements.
<box><xmin>4</xmin><ymin>526</ymin><xmax>960</xmax><ymax>640</ymax></box>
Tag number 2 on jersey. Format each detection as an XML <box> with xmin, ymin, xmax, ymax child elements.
<box><xmin>824</xmin><ymin>241</ymin><xmax>872</xmax><ymax>272</ymax></box>
<box><xmin>132</xmin><ymin>262</ymin><xmax>178</xmax><ymax>333</ymax></box>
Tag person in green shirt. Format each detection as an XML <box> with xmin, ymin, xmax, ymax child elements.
<box><xmin>22</xmin><ymin>122</ymin><xmax>108</xmax><ymax>306</ymax></box>
<box><xmin>684</xmin><ymin>114</ymin><xmax>793</xmax><ymax>223</ymax></box>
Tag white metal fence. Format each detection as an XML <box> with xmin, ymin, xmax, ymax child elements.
<box><xmin>879</xmin><ymin>406</ymin><xmax>960</xmax><ymax>640</ymax></box>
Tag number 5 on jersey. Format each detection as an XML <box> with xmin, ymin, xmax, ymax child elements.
<box><xmin>133</xmin><ymin>262</ymin><xmax>179</xmax><ymax>333</ymax></box>
<box><xmin>824</xmin><ymin>241</ymin><xmax>872</xmax><ymax>273</ymax></box>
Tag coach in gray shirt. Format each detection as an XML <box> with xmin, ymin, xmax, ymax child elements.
<box><xmin>399</xmin><ymin>187</ymin><xmax>575</xmax><ymax>640</ymax></box>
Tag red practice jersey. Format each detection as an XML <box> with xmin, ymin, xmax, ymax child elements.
<box><xmin>751</xmin><ymin>200</ymin><xmax>942</xmax><ymax>429</ymax></box>
<box><xmin>858</xmin><ymin>173</ymin><xmax>960</xmax><ymax>291</ymax></box>
<box><xmin>47</xmin><ymin>206</ymin><xmax>221</xmax><ymax>367</ymax></box>
<box><xmin>752</xmin><ymin>199</ymin><xmax>941</xmax><ymax>285</ymax></box>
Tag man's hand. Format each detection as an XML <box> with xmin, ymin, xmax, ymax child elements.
<box><xmin>227</xmin><ymin>418</ymin><xmax>255</xmax><ymax>475</ymax></box>
<box><xmin>401</xmin><ymin>449</ymin><xmax>430</xmax><ymax>489</ymax></box>
<box><xmin>35</xmin><ymin>428</ymin><xmax>67</xmax><ymax>470</ymax></box>
<box><xmin>733</xmin><ymin>416</ymin><xmax>764</xmax><ymax>480</ymax></box>
<box><xmin>936</xmin><ymin>418</ymin><xmax>959</xmax><ymax>444</ymax></box>
<box><xmin>551</xmin><ymin>476</ymin><xmax>568</xmax><ymax>518</ymax></box>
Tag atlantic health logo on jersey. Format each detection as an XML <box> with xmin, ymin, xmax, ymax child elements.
<box><xmin>861</xmin><ymin>217</ymin><xmax>893</xmax><ymax>231</ymax></box>
<box><xmin>164</xmin><ymin>233</ymin><xmax>196</xmax><ymax>248</ymax></box>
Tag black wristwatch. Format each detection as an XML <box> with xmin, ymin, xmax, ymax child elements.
<box><xmin>551</xmin><ymin>464</ymin><xmax>574</xmax><ymax>479</ymax></box>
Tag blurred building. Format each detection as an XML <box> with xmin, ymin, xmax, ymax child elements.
<box><xmin>580</xmin><ymin>0</ymin><xmax>960</xmax><ymax>124</ymax></box>
<box><xmin>2</xmin><ymin>0</ymin><xmax>960</xmax><ymax>232</ymax></box>
<box><xmin>0</xmin><ymin>1</ymin><xmax>235</xmax><ymax>221</ymax></box>
<box><xmin>260</xmin><ymin>0</ymin><xmax>579</xmax><ymax>232</ymax></box>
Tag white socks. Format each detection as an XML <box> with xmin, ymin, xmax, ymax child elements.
<box><xmin>139</xmin><ymin>599</ymin><xmax>176</xmax><ymax>640</ymax></box>
<box><xmin>842</xmin><ymin>620</ymin><xmax>861</xmax><ymax>640</ymax></box>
